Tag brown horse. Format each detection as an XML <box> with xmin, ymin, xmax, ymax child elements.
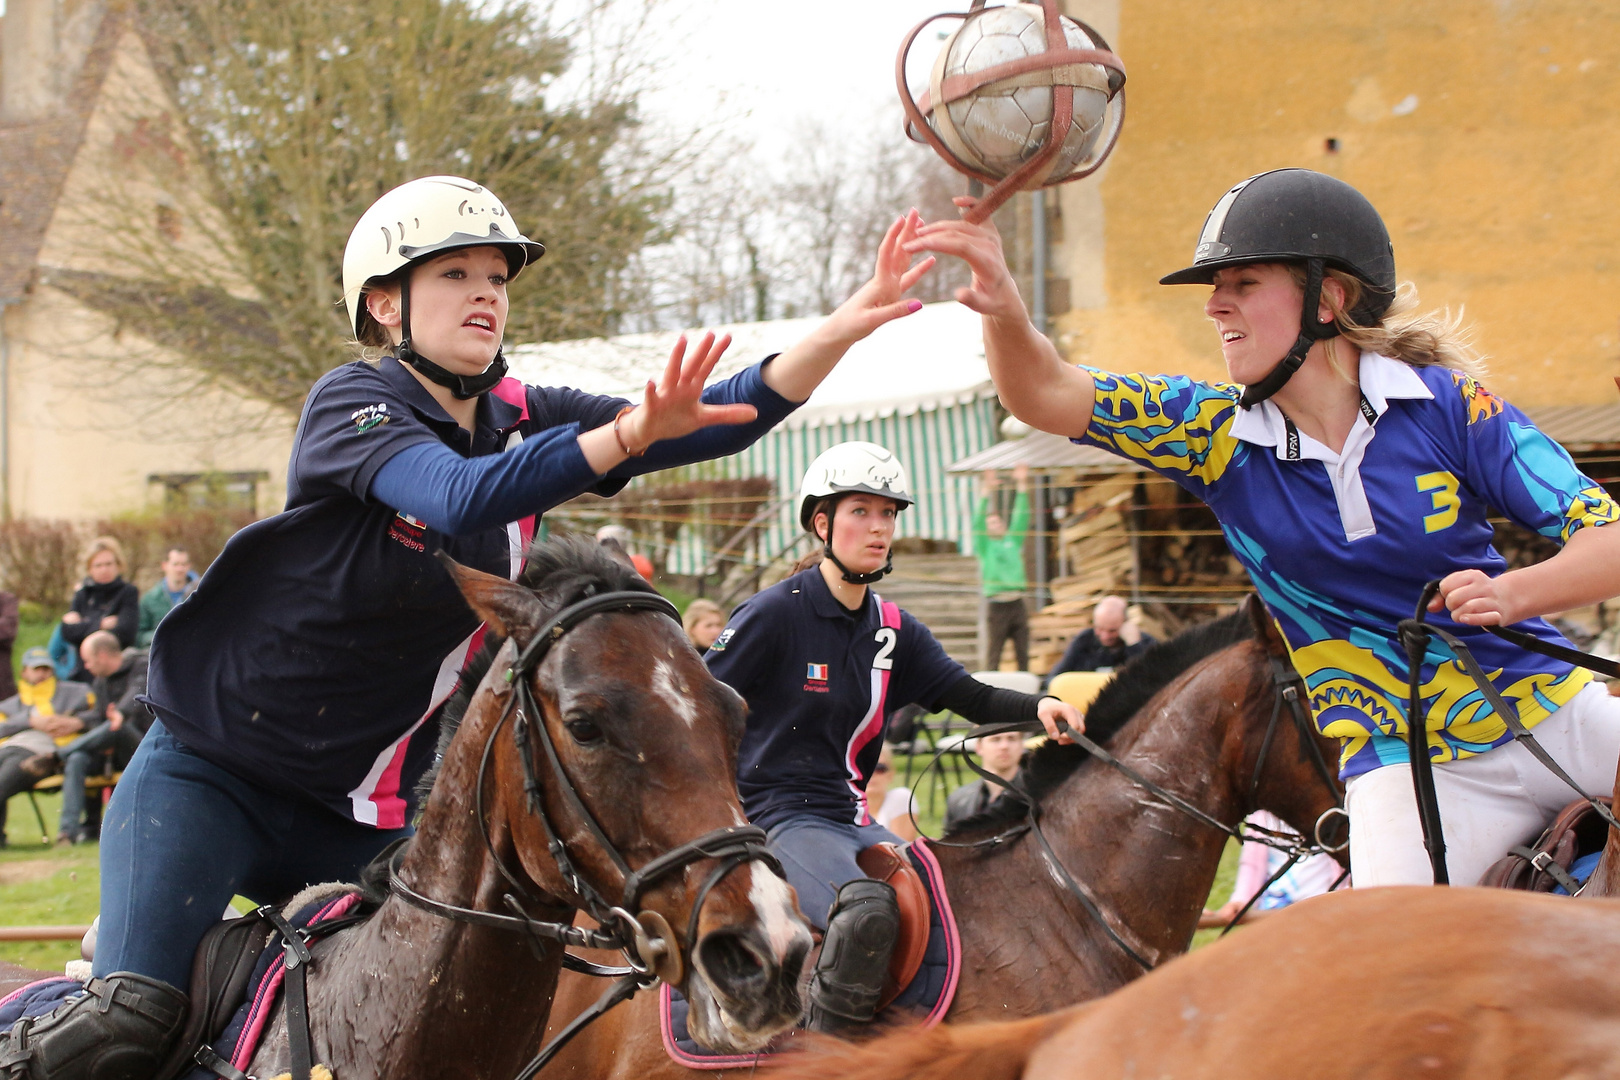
<box><xmin>538</xmin><ymin>594</ymin><xmax>1347</xmax><ymax>1079</ymax></box>
<box><xmin>765</xmin><ymin>886</ymin><xmax>1620</xmax><ymax>1080</ymax></box>
<box><xmin>168</xmin><ymin>538</ymin><xmax>810</xmax><ymax>1078</ymax></box>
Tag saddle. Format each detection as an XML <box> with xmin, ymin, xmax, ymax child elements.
<box><xmin>853</xmin><ymin>843</ymin><xmax>930</xmax><ymax>1011</ymax></box>
<box><xmin>1479</xmin><ymin>795</ymin><xmax>1613</xmax><ymax>894</ymax></box>
<box><xmin>153</xmin><ymin>910</ymin><xmax>279</xmax><ymax>1080</ymax></box>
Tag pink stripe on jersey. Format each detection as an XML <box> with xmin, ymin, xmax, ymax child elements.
<box><xmin>845</xmin><ymin>599</ymin><xmax>902</xmax><ymax>824</ymax></box>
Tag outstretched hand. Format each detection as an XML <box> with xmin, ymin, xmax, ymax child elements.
<box><xmin>620</xmin><ymin>332</ymin><xmax>758</xmax><ymax>450</ymax></box>
<box><xmin>818</xmin><ymin>209</ymin><xmax>937</xmax><ymax>348</ymax></box>
<box><xmin>905</xmin><ymin>197</ymin><xmax>1027</xmax><ymax>320</ymax></box>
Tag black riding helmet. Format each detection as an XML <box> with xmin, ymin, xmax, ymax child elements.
<box><xmin>1160</xmin><ymin>169</ymin><xmax>1396</xmax><ymax>408</ymax></box>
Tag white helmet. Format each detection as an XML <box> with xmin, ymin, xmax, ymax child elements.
<box><xmin>342</xmin><ymin>175</ymin><xmax>545</xmax><ymax>340</ymax></box>
<box><xmin>798</xmin><ymin>442</ymin><xmax>913</xmax><ymax>531</ymax></box>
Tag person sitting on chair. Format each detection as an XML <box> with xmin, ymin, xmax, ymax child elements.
<box><xmin>1042</xmin><ymin>595</ymin><xmax>1155</xmax><ymax>688</ymax></box>
<box><xmin>22</xmin><ymin>631</ymin><xmax>153</xmax><ymax>844</ymax></box>
<box><xmin>943</xmin><ymin>729</ymin><xmax>1027</xmax><ymax>831</ymax></box>
<box><xmin>0</xmin><ymin>648</ymin><xmax>94</xmax><ymax>845</ymax></box>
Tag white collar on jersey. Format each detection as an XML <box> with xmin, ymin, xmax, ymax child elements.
<box><xmin>1229</xmin><ymin>351</ymin><xmax>1434</xmax><ymax>455</ymax></box>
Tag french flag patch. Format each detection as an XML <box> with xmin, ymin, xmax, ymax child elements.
<box><xmin>806</xmin><ymin>663</ymin><xmax>829</xmax><ymax>682</ymax></box>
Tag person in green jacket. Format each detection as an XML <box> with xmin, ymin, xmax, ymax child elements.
<box><xmin>136</xmin><ymin>548</ymin><xmax>198</xmax><ymax>649</ymax></box>
<box><xmin>973</xmin><ymin>463</ymin><xmax>1031</xmax><ymax>670</ymax></box>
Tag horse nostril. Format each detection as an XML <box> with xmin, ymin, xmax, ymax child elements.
<box><xmin>696</xmin><ymin>929</ymin><xmax>770</xmax><ymax>995</ymax></box>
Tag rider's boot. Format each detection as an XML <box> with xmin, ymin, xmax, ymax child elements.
<box><xmin>0</xmin><ymin>972</ymin><xmax>188</xmax><ymax>1080</ymax></box>
<box><xmin>803</xmin><ymin>879</ymin><xmax>899</xmax><ymax>1036</ymax></box>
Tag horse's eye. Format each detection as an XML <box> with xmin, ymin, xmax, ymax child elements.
<box><xmin>565</xmin><ymin>718</ymin><xmax>604</xmax><ymax>744</ymax></box>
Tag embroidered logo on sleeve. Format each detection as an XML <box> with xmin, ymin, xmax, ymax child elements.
<box><xmin>709</xmin><ymin>627</ymin><xmax>735</xmax><ymax>653</ymax></box>
<box><xmin>352</xmin><ymin>403</ymin><xmax>390</xmax><ymax>433</ymax></box>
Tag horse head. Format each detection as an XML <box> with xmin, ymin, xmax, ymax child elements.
<box><xmin>439</xmin><ymin>537</ymin><xmax>812</xmax><ymax>1051</ymax></box>
<box><xmin>1234</xmin><ymin>594</ymin><xmax>1348</xmax><ymax>860</ymax></box>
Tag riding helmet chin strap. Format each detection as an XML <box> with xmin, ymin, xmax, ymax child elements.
<box><xmin>821</xmin><ymin>502</ymin><xmax>893</xmax><ymax>585</ymax></box>
<box><xmin>1238</xmin><ymin>257</ymin><xmax>1342</xmax><ymax>410</ymax></box>
<box><xmin>395</xmin><ymin>273</ymin><xmax>509</xmax><ymax>400</ymax></box>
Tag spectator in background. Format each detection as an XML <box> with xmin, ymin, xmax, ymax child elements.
<box><xmin>0</xmin><ymin>589</ymin><xmax>17</xmax><ymax>702</ymax></box>
<box><xmin>137</xmin><ymin>548</ymin><xmax>198</xmax><ymax>648</ymax></box>
<box><xmin>1043</xmin><ymin>595</ymin><xmax>1155</xmax><ymax>688</ymax></box>
<box><xmin>683</xmin><ymin>599</ymin><xmax>726</xmax><ymax>652</ymax></box>
<box><xmin>974</xmin><ymin>464</ymin><xmax>1032</xmax><ymax>670</ymax></box>
<box><xmin>864</xmin><ymin>743</ymin><xmax>918</xmax><ymax>841</ymax></box>
<box><xmin>1203</xmin><ymin>810</ymin><xmax>1345</xmax><ymax>923</ymax></box>
<box><xmin>23</xmin><ymin>631</ymin><xmax>153</xmax><ymax>844</ymax></box>
<box><xmin>943</xmin><ymin>729</ymin><xmax>1027</xmax><ymax>831</ymax></box>
<box><xmin>58</xmin><ymin>537</ymin><xmax>139</xmax><ymax>680</ymax></box>
<box><xmin>0</xmin><ymin>648</ymin><xmax>94</xmax><ymax>845</ymax></box>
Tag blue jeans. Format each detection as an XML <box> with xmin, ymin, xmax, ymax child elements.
<box><xmin>766</xmin><ymin>817</ymin><xmax>900</xmax><ymax>931</ymax></box>
<box><xmin>96</xmin><ymin>723</ymin><xmax>411</xmax><ymax>988</ymax></box>
<box><xmin>57</xmin><ymin>724</ymin><xmax>141</xmax><ymax>837</ymax></box>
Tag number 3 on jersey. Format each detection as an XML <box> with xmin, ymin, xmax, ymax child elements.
<box><xmin>873</xmin><ymin>627</ymin><xmax>897</xmax><ymax>670</ymax></box>
<box><xmin>1415</xmin><ymin>471</ymin><xmax>1460</xmax><ymax>533</ymax></box>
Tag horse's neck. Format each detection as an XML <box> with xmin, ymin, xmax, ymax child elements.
<box><xmin>941</xmin><ymin>671</ymin><xmax>1249</xmax><ymax>1012</ymax></box>
<box><xmin>285</xmin><ymin>712</ymin><xmax>572</xmax><ymax>1077</ymax></box>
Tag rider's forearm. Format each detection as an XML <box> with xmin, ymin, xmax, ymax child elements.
<box><xmin>1501</xmin><ymin>522</ymin><xmax>1620</xmax><ymax>621</ymax></box>
<box><xmin>983</xmin><ymin>314</ymin><xmax>1095</xmax><ymax>438</ymax></box>
<box><xmin>760</xmin><ymin>322</ymin><xmax>858</xmax><ymax>403</ymax></box>
<box><xmin>932</xmin><ymin>674</ymin><xmax>1045</xmax><ymax>727</ymax></box>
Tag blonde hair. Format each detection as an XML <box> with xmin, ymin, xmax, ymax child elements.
<box><xmin>82</xmin><ymin>535</ymin><xmax>126</xmax><ymax>575</ymax></box>
<box><xmin>1289</xmin><ymin>266</ymin><xmax>1488</xmax><ymax>380</ymax></box>
<box><xmin>682</xmin><ymin>599</ymin><xmax>724</xmax><ymax>637</ymax></box>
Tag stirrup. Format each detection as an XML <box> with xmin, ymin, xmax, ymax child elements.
<box><xmin>803</xmin><ymin>879</ymin><xmax>899</xmax><ymax>1035</ymax></box>
<box><xmin>0</xmin><ymin>972</ymin><xmax>187</xmax><ymax>1080</ymax></box>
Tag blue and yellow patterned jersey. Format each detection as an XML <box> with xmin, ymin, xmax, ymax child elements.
<box><xmin>1076</xmin><ymin>352</ymin><xmax>1620</xmax><ymax>778</ymax></box>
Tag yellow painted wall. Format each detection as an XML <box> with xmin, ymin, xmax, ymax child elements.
<box><xmin>1056</xmin><ymin>0</ymin><xmax>1620</xmax><ymax>407</ymax></box>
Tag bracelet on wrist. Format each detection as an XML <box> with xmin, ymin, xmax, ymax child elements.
<box><xmin>614</xmin><ymin>406</ymin><xmax>647</xmax><ymax>458</ymax></box>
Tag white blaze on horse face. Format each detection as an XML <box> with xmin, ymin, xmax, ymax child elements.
<box><xmin>651</xmin><ymin>659</ymin><xmax>699</xmax><ymax>727</ymax></box>
<box><xmin>748</xmin><ymin>862</ymin><xmax>808</xmax><ymax>963</ymax></box>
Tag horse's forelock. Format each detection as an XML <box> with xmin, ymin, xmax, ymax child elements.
<box><xmin>415</xmin><ymin>535</ymin><xmax>667</xmax><ymax>803</ymax></box>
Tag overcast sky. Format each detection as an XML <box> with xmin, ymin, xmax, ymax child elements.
<box><xmin>625</xmin><ymin>0</ymin><xmax>953</xmax><ymax>158</ymax></box>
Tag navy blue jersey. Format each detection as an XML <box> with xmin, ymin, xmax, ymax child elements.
<box><xmin>708</xmin><ymin>567</ymin><xmax>965</xmax><ymax>832</ymax></box>
<box><xmin>145</xmin><ymin>354</ymin><xmax>794</xmax><ymax>826</ymax></box>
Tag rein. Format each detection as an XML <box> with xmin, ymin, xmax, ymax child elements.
<box><xmin>387</xmin><ymin>588</ymin><xmax>781</xmax><ymax>1080</ymax></box>
<box><xmin>1396</xmin><ymin>581</ymin><xmax>1620</xmax><ymax>886</ymax></box>
<box><xmin>913</xmin><ymin>652</ymin><xmax>1345</xmax><ymax>971</ymax></box>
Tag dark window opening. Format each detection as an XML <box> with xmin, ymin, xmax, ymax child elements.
<box><xmin>1324</xmin><ymin>137</ymin><xmax>1340</xmax><ymax>154</ymax></box>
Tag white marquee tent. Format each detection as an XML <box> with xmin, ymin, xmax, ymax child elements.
<box><xmin>506</xmin><ymin>302</ymin><xmax>1002</xmax><ymax>574</ymax></box>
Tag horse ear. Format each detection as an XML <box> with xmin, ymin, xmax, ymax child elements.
<box><xmin>438</xmin><ymin>552</ymin><xmax>547</xmax><ymax>642</ymax></box>
<box><xmin>1243</xmin><ymin>594</ymin><xmax>1290</xmax><ymax>659</ymax></box>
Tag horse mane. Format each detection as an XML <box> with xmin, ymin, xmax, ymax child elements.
<box><xmin>943</xmin><ymin>608</ymin><xmax>1257</xmax><ymax>838</ymax></box>
<box><xmin>414</xmin><ymin>535</ymin><xmax>663</xmax><ymax>803</ymax></box>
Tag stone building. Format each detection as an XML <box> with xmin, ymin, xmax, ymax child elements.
<box><xmin>0</xmin><ymin>0</ymin><xmax>293</xmax><ymax>521</ymax></box>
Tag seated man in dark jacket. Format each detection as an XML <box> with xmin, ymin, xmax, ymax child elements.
<box><xmin>24</xmin><ymin>631</ymin><xmax>153</xmax><ymax>843</ymax></box>
<box><xmin>943</xmin><ymin>729</ymin><xmax>1027</xmax><ymax>832</ymax></box>
<box><xmin>1042</xmin><ymin>595</ymin><xmax>1156</xmax><ymax>689</ymax></box>
<box><xmin>0</xmin><ymin>647</ymin><xmax>96</xmax><ymax>844</ymax></box>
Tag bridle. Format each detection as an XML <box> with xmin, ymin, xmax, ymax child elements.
<box><xmin>915</xmin><ymin>641</ymin><xmax>1347</xmax><ymax>971</ymax></box>
<box><xmin>389</xmin><ymin>588</ymin><xmax>781</xmax><ymax>1080</ymax></box>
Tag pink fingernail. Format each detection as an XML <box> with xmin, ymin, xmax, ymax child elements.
<box><xmin>907</xmin><ymin>300</ymin><xmax>923</xmax><ymax>313</ymax></box>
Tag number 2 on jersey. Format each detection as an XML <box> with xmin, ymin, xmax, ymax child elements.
<box><xmin>873</xmin><ymin>627</ymin><xmax>897</xmax><ymax>670</ymax></box>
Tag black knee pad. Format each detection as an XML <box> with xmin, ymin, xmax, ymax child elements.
<box><xmin>804</xmin><ymin>878</ymin><xmax>899</xmax><ymax>1033</ymax></box>
<box><xmin>0</xmin><ymin>972</ymin><xmax>188</xmax><ymax>1080</ymax></box>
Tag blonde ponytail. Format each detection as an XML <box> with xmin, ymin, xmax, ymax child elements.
<box><xmin>1289</xmin><ymin>266</ymin><xmax>1488</xmax><ymax>381</ymax></box>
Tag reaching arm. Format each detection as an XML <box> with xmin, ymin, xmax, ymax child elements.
<box><xmin>908</xmin><ymin>198</ymin><xmax>1096</xmax><ymax>437</ymax></box>
<box><xmin>931</xmin><ymin>675</ymin><xmax>1082</xmax><ymax>743</ymax></box>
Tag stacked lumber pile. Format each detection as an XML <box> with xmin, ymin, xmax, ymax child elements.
<box><xmin>1027</xmin><ymin>473</ymin><xmax>1140</xmax><ymax>674</ymax></box>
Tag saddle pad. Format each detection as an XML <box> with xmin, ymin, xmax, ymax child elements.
<box><xmin>1554</xmin><ymin>851</ymin><xmax>1604</xmax><ymax>896</ymax></box>
<box><xmin>658</xmin><ymin>840</ymin><xmax>961</xmax><ymax>1069</ymax></box>
<box><xmin>0</xmin><ymin>978</ymin><xmax>84</xmax><ymax>1028</ymax></box>
<box><xmin>181</xmin><ymin>892</ymin><xmax>362</xmax><ymax>1080</ymax></box>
